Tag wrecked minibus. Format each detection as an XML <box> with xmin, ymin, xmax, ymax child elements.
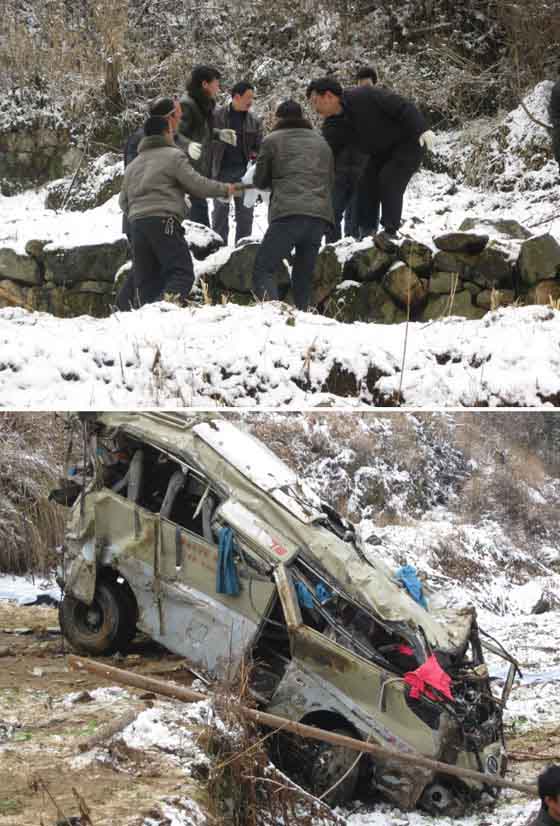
<box><xmin>57</xmin><ymin>413</ymin><xmax>518</xmax><ymax>813</ymax></box>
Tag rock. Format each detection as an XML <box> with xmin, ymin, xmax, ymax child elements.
<box><xmin>0</xmin><ymin>278</ymin><xmax>30</xmax><ymax>309</ymax></box>
<box><xmin>382</xmin><ymin>263</ymin><xmax>428</xmax><ymax>310</ymax></box>
<box><xmin>433</xmin><ymin>231</ymin><xmax>489</xmax><ymax>254</ymax></box>
<box><xmin>183</xmin><ymin>220</ymin><xmax>224</xmax><ymax>261</ymax></box>
<box><xmin>44</xmin><ymin>152</ymin><xmax>123</xmax><ymax>211</ymax></box>
<box><xmin>25</xmin><ymin>239</ymin><xmax>50</xmax><ymax>261</ymax></box>
<box><xmin>527</xmin><ymin>279</ymin><xmax>560</xmax><ymax>305</ymax></box>
<box><xmin>342</xmin><ymin>243</ymin><xmax>394</xmax><ymax>282</ymax></box>
<box><xmin>0</xmin><ymin>248</ymin><xmax>42</xmax><ymax>285</ymax></box>
<box><xmin>0</xmin><ymin>646</ymin><xmax>10</xmax><ymax>658</ymax></box>
<box><xmin>365</xmin><ymin>282</ymin><xmax>408</xmax><ymax>324</ymax></box>
<box><xmin>325</xmin><ymin>281</ymin><xmax>368</xmax><ymax>323</ymax></box>
<box><xmin>43</xmin><ymin>238</ymin><xmax>128</xmax><ymax>285</ymax></box>
<box><xmin>312</xmin><ymin>245</ymin><xmax>342</xmax><ymax>304</ymax></box>
<box><xmin>459</xmin><ymin>217</ymin><xmax>531</xmax><ymax>240</ymax></box>
<box><xmin>433</xmin><ymin>247</ymin><xmax>512</xmax><ymax>288</ymax></box>
<box><xmin>475</xmin><ymin>288</ymin><xmax>515</xmax><ymax>310</ymax></box>
<box><xmin>374</xmin><ymin>232</ymin><xmax>400</xmax><ymax>254</ymax></box>
<box><xmin>531</xmin><ymin>595</ymin><xmax>550</xmax><ymax>615</ymax></box>
<box><xmin>211</xmin><ymin>242</ymin><xmax>289</xmax><ymax>296</ymax></box>
<box><xmin>420</xmin><ymin>289</ymin><xmax>486</xmax><ymax>321</ymax></box>
<box><xmin>429</xmin><ymin>271</ymin><xmax>463</xmax><ymax>295</ymax></box>
<box><xmin>398</xmin><ymin>239</ymin><xmax>432</xmax><ymax>273</ymax></box>
<box><xmin>517</xmin><ymin>234</ymin><xmax>560</xmax><ymax>286</ymax></box>
<box><xmin>74</xmin><ymin>280</ymin><xmax>116</xmax><ymax>294</ymax></box>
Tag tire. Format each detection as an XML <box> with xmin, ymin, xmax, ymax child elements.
<box><xmin>59</xmin><ymin>580</ymin><xmax>124</xmax><ymax>656</ymax></box>
<box><xmin>306</xmin><ymin>727</ymin><xmax>361</xmax><ymax>807</ymax></box>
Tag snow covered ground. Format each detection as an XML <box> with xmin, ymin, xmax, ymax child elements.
<box><xmin>1</xmin><ymin>86</ymin><xmax>560</xmax><ymax>408</ymax></box>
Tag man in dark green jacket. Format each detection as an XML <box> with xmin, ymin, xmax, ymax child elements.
<box><xmin>179</xmin><ymin>64</ymin><xmax>237</xmax><ymax>228</ymax></box>
<box><xmin>119</xmin><ymin>115</ymin><xmax>237</xmax><ymax>307</ymax></box>
<box><xmin>252</xmin><ymin>100</ymin><xmax>334</xmax><ymax>311</ymax></box>
<box><xmin>531</xmin><ymin>765</ymin><xmax>560</xmax><ymax>825</ymax></box>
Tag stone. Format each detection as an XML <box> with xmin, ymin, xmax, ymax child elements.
<box><xmin>342</xmin><ymin>243</ymin><xmax>394</xmax><ymax>282</ymax></box>
<box><xmin>324</xmin><ymin>281</ymin><xmax>368</xmax><ymax>323</ymax></box>
<box><xmin>429</xmin><ymin>271</ymin><xmax>463</xmax><ymax>295</ymax></box>
<box><xmin>398</xmin><ymin>239</ymin><xmax>432</xmax><ymax>273</ymax></box>
<box><xmin>365</xmin><ymin>282</ymin><xmax>408</xmax><ymax>324</ymax></box>
<box><xmin>0</xmin><ymin>248</ymin><xmax>42</xmax><ymax>285</ymax></box>
<box><xmin>459</xmin><ymin>217</ymin><xmax>531</xmax><ymax>240</ymax></box>
<box><xmin>434</xmin><ymin>231</ymin><xmax>489</xmax><ymax>254</ymax></box>
<box><xmin>46</xmin><ymin>286</ymin><xmax>113</xmax><ymax>318</ymax></box>
<box><xmin>382</xmin><ymin>263</ymin><xmax>428</xmax><ymax>310</ymax></box>
<box><xmin>374</xmin><ymin>232</ymin><xmax>399</xmax><ymax>254</ymax></box>
<box><xmin>475</xmin><ymin>288</ymin><xmax>515</xmax><ymax>310</ymax></box>
<box><xmin>43</xmin><ymin>238</ymin><xmax>128</xmax><ymax>285</ymax></box>
<box><xmin>312</xmin><ymin>245</ymin><xmax>342</xmax><ymax>304</ymax></box>
<box><xmin>527</xmin><ymin>279</ymin><xmax>560</xmax><ymax>305</ymax></box>
<box><xmin>25</xmin><ymin>239</ymin><xmax>50</xmax><ymax>261</ymax></box>
<box><xmin>211</xmin><ymin>242</ymin><xmax>289</xmax><ymax>296</ymax></box>
<box><xmin>75</xmin><ymin>280</ymin><xmax>116</xmax><ymax>294</ymax></box>
<box><xmin>0</xmin><ymin>279</ymin><xmax>29</xmax><ymax>309</ymax></box>
<box><xmin>183</xmin><ymin>220</ymin><xmax>224</xmax><ymax>261</ymax></box>
<box><xmin>433</xmin><ymin>247</ymin><xmax>512</xmax><ymax>288</ymax></box>
<box><xmin>420</xmin><ymin>289</ymin><xmax>486</xmax><ymax>321</ymax></box>
<box><xmin>44</xmin><ymin>152</ymin><xmax>123</xmax><ymax>211</ymax></box>
<box><xmin>517</xmin><ymin>234</ymin><xmax>560</xmax><ymax>287</ymax></box>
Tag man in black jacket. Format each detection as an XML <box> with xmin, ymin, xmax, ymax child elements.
<box><xmin>549</xmin><ymin>79</ymin><xmax>560</xmax><ymax>169</ymax></box>
<box><xmin>252</xmin><ymin>100</ymin><xmax>334</xmax><ymax>311</ymax></box>
<box><xmin>307</xmin><ymin>77</ymin><xmax>433</xmax><ymax>239</ymax></box>
<box><xmin>531</xmin><ymin>765</ymin><xmax>560</xmax><ymax>825</ymax></box>
<box><xmin>211</xmin><ymin>81</ymin><xmax>263</xmax><ymax>244</ymax></box>
<box><xmin>179</xmin><ymin>64</ymin><xmax>236</xmax><ymax>228</ymax></box>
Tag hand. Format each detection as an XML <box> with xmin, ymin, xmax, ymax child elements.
<box><xmin>226</xmin><ymin>183</ymin><xmax>238</xmax><ymax>198</ymax></box>
<box><xmin>188</xmin><ymin>142</ymin><xmax>202</xmax><ymax>161</ymax></box>
<box><xmin>419</xmin><ymin>130</ymin><xmax>435</xmax><ymax>152</ymax></box>
<box><xmin>219</xmin><ymin>129</ymin><xmax>237</xmax><ymax>146</ymax></box>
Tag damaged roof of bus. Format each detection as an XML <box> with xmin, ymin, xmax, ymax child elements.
<box><xmin>90</xmin><ymin>412</ymin><xmax>474</xmax><ymax>653</ymax></box>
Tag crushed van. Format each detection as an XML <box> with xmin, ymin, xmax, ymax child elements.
<box><xmin>57</xmin><ymin>412</ymin><xmax>518</xmax><ymax>813</ymax></box>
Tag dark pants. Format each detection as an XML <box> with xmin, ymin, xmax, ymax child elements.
<box><xmin>213</xmin><ymin>165</ymin><xmax>254</xmax><ymax>244</ymax></box>
<box><xmin>362</xmin><ymin>141</ymin><xmax>423</xmax><ymax>234</ymax></box>
<box><xmin>253</xmin><ymin>215</ymin><xmax>328</xmax><ymax>311</ymax></box>
<box><xmin>127</xmin><ymin>216</ymin><xmax>194</xmax><ymax>307</ymax></box>
<box><xmin>189</xmin><ymin>198</ymin><xmax>210</xmax><ymax>228</ymax></box>
<box><xmin>327</xmin><ymin>175</ymin><xmax>360</xmax><ymax>243</ymax></box>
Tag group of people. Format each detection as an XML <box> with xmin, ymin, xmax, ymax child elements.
<box><xmin>117</xmin><ymin>63</ymin><xmax>434</xmax><ymax>311</ymax></box>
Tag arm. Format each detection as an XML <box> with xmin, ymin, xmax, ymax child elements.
<box><xmin>119</xmin><ymin>178</ymin><xmax>128</xmax><ymax>215</ymax></box>
<box><xmin>321</xmin><ymin>113</ymin><xmax>355</xmax><ymax>158</ymax></box>
<box><xmin>177</xmin><ymin>99</ymin><xmax>202</xmax><ymax>156</ymax></box>
<box><xmin>254</xmin><ymin>138</ymin><xmax>274</xmax><ymax>190</ymax></box>
<box><xmin>174</xmin><ymin>154</ymin><xmax>230</xmax><ymax>200</ymax></box>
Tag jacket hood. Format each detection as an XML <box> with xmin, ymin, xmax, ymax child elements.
<box><xmin>138</xmin><ymin>135</ymin><xmax>173</xmax><ymax>152</ymax></box>
<box><xmin>272</xmin><ymin>117</ymin><xmax>313</xmax><ymax>131</ymax></box>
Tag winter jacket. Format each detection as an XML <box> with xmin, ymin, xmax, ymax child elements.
<box><xmin>334</xmin><ymin>144</ymin><xmax>368</xmax><ymax>186</ymax></box>
<box><xmin>549</xmin><ymin>80</ymin><xmax>560</xmax><ymax>127</ymax></box>
<box><xmin>119</xmin><ymin>135</ymin><xmax>229</xmax><ymax>222</ymax></box>
<box><xmin>254</xmin><ymin>117</ymin><xmax>335</xmax><ymax>226</ymax></box>
<box><xmin>210</xmin><ymin>105</ymin><xmax>263</xmax><ymax>178</ymax></box>
<box><xmin>322</xmin><ymin>85</ymin><xmax>427</xmax><ymax>160</ymax></box>
<box><xmin>178</xmin><ymin>90</ymin><xmax>216</xmax><ymax>176</ymax></box>
<box><xmin>530</xmin><ymin>806</ymin><xmax>559</xmax><ymax>826</ymax></box>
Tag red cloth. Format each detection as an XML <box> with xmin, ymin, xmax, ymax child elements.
<box><xmin>398</xmin><ymin>644</ymin><xmax>415</xmax><ymax>657</ymax></box>
<box><xmin>404</xmin><ymin>654</ymin><xmax>454</xmax><ymax>702</ymax></box>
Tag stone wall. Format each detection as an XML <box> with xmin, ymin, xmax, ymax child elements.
<box><xmin>1</xmin><ymin>218</ymin><xmax>560</xmax><ymax>321</ymax></box>
<box><xmin>209</xmin><ymin>218</ymin><xmax>560</xmax><ymax>323</ymax></box>
<box><xmin>0</xmin><ymin>127</ymin><xmax>81</xmax><ymax>193</ymax></box>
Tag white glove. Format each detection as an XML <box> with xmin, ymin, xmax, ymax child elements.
<box><xmin>188</xmin><ymin>142</ymin><xmax>202</xmax><ymax>161</ymax></box>
<box><xmin>218</xmin><ymin>129</ymin><xmax>237</xmax><ymax>146</ymax></box>
<box><xmin>419</xmin><ymin>130</ymin><xmax>435</xmax><ymax>152</ymax></box>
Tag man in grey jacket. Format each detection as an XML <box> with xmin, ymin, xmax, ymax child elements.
<box><xmin>119</xmin><ymin>115</ymin><xmax>237</xmax><ymax>307</ymax></box>
<box><xmin>252</xmin><ymin>100</ymin><xmax>334</xmax><ymax>311</ymax></box>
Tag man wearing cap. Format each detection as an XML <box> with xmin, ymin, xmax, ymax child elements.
<box><xmin>252</xmin><ymin>100</ymin><xmax>334</xmax><ymax>311</ymax></box>
<box><xmin>116</xmin><ymin>96</ymin><xmax>183</xmax><ymax>310</ymax></box>
<box><xmin>119</xmin><ymin>113</ymin><xmax>239</xmax><ymax>307</ymax></box>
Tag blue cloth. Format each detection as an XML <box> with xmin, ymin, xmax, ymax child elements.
<box><xmin>295</xmin><ymin>581</ymin><xmax>314</xmax><ymax>609</ymax></box>
<box><xmin>395</xmin><ymin>565</ymin><xmax>428</xmax><ymax>609</ymax></box>
<box><xmin>315</xmin><ymin>583</ymin><xmax>332</xmax><ymax>604</ymax></box>
<box><xmin>216</xmin><ymin>527</ymin><xmax>240</xmax><ymax>596</ymax></box>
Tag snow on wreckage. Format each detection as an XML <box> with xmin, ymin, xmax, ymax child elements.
<box><xmin>56</xmin><ymin>413</ymin><xmax>519</xmax><ymax>814</ymax></box>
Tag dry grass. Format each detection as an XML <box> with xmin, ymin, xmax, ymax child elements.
<box><xmin>0</xmin><ymin>413</ymin><xmax>67</xmax><ymax>574</ymax></box>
